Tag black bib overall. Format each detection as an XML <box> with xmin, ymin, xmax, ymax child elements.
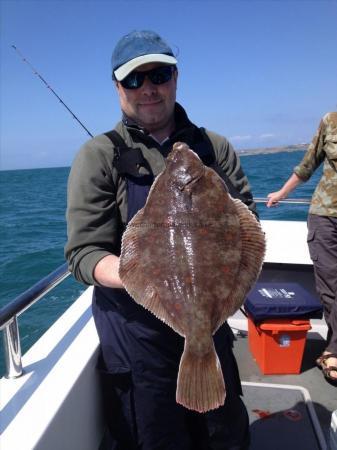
<box><xmin>93</xmin><ymin>132</ymin><xmax>250</xmax><ymax>450</ymax></box>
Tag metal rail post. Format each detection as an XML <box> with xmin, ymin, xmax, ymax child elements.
<box><xmin>0</xmin><ymin>262</ymin><xmax>70</xmax><ymax>378</ymax></box>
<box><xmin>3</xmin><ymin>317</ymin><xmax>22</xmax><ymax>378</ymax></box>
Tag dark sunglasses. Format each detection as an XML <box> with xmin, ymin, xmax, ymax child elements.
<box><xmin>120</xmin><ymin>66</ymin><xmax>176</xmax><ymax>90</ymax></box>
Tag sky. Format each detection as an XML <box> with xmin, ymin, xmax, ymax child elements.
<box><xmin>1</xmin><ymin>0</ymin><xmax>337</xmax><ymax>170</ymax></box>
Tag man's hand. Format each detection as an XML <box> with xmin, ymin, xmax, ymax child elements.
<box><xmin>93</xmin><ymin>254</ymin><xmax>124</xmax><ymax>288</ymax></box>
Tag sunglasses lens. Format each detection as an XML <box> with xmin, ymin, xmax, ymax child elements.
<box><xmin>120</xmin><ymin>66</ymin><xmax>174</xmax><ymax>89</ymax></box>
<box><xmin>148</xmin><ymin>66</ymin><xmax>173</xmax><ymax>85</ymax></box>
<box><xmin>121</xmin><ymin>72</ymin><xmax>145</xmax><ymax>89</ymax></box>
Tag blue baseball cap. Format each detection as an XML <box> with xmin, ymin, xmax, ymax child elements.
<box><xmin>112</xmin><ymin>30</ymin><xmax>177</xmax><ymax>81</ymax></box>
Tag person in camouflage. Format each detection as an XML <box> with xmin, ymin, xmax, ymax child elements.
<box><xmin>267</xmin><ymin>112</ymin><xmax>337</xmax><ymax>385</ymax></box>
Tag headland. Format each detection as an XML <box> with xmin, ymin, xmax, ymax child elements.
<box><xmin>238</xmin><ymin>143</ymin><xmax>308</xmax><ymax>156</ymax></box>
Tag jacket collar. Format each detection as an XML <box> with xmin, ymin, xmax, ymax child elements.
<box><xmin>120</xmin><ymin>102</ymin><xmax>199</xmax><ymax>157</ymax></box>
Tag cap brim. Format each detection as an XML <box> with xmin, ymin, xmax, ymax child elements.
<box><xmin>114</xmin><ymin>54</ymin><xmax>177</xmax><ymax>81</ymax></box>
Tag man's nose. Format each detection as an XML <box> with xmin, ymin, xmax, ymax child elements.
<box><xmin>140</xmin><ymin>76</ymin><xmax>158</xmax><ymax>94</ymax></box>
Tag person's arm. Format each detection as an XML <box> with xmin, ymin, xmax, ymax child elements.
<box><xmin>266</xmin><ymin>173</ymin><xmax>303</xmax><ymax>207</ymax></box>
<box><xmin>65</xmin><ymin>135</ymin><xmax>122</xmax><ymax>286</ymax></box>
<box><xmin>267</xmin><ymin>116</ymin><xmax>327</xmax><ymax>208</ymax></box>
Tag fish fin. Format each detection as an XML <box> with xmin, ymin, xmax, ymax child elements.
<box><xmin>233</xmin><ymin>197</ymin><xmax>265</xmax><ymax>295</ymax></box>
<box><xmin>119</xmin><ymin>209</ymin><xmax>144</xmax><ymax>289</ymax></box>
<box><xmin>176</xmin><ymin>339</ymin><xmax>225</xmax><ymax>413</ymax></box>
<box><xmin>214</xmin><ymin>198</ymin><xmax>266</xmax><ymax>330</ymax></box>
<box><xmin>141</xmin><ymin>286</ymin><xmax>185</xmax><ymax>336</ymax></box>
<box><xmin>119</xmin><ymin>213</ymin><xmax>185</xmax><ymax>336</ymax></box>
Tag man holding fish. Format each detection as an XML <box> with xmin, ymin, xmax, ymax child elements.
<box><xmin>66</xmin><ymin>30</ymin><xmax>264</xmax><ymax>450</ymax></box>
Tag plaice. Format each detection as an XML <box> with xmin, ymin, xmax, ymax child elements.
<box><xmin>119</xmin><ymin>142</ymin><xmax>265</xmax><ymax>413</ymax></box>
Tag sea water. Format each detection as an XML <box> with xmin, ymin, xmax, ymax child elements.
<box><xmin>0</xmin><ymin>151</ymin><xmax>322</xmax><ymax>376</ymax></box>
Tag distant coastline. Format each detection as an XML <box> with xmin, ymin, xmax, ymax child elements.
<box><xmin>237</xmin><ymin>143</ymin><xmax>308</xmax><ymax>156</ymax></box>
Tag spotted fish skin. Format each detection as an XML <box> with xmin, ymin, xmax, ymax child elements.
<box><xmin>119</xmin><ymin>142</ymin><xmax>265</xmax><ymax>413</ymax></box>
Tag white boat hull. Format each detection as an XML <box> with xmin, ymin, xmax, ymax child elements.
<box><xmin>0</xmin><ymin>221</ymin><xmax>330</xmax><ymax>449</ymax></box>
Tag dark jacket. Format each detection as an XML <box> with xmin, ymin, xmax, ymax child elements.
<box><xmin>65</xmin><ymin>103</ymin><xmax>256</xmax><ymax>285</ymax></box>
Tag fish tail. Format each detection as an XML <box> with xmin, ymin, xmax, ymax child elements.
<box><xmin>176</xmin><ymin>340</ymin><xmax>225</xmax><ymax>413</ymax></box>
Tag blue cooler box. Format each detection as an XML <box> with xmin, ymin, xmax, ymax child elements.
<box><xmin>245</xmin><ymin>282</ymin><xmax>323</xmax><ymax>322</ymax></box>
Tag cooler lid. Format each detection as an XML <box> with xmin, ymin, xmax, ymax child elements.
<box><xmin>244</xmin><ymin>282</ymin><xmax>323</xmax><ymax>321</ymax></box>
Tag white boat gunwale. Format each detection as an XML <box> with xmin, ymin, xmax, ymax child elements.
<box><xmin>0</xmin><ymin>219</ymin><xmax>333</xmax><ymax>450</ymax></box>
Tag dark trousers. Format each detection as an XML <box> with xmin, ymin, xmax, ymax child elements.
<box><xmin>307</xmin><ymin>214</ymin><xmax>337</xmax><ymax>353</ymax></box>
<box><xmin>93</xmin><ymin>287</ymin><xmax>250</xmax><ymax>450</ymax></box>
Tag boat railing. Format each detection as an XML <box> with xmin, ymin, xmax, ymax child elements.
<box><xmin>0</xmin><ymin>198</ymin><xmax>311</xmax><ymax>380</ymax></box>
<box><xmin>254</xmin><ymin>197</ymin><xmax>311</xmax><ymax>205</ymax></box>
<box><xmin>0</xmin><ymin>262</ymin><xmax>70</xmax><ymax>379</ymax></box>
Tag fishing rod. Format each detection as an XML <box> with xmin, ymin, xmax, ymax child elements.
<box><xmin>9</xmin><ymin>46</ymin><xmax>312</xmax><ymax>207</ymax></box>
<box><xmin>11</xmin><ymin>45</ymin><xmax>94</xmax><ymax>138</ymax></box>
<box><xmin>254</xmin><ymin>198</ymin><xmax>311</xmax><ymax>205</ymax></box>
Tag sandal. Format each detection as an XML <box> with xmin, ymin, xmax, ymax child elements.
<box><xmin>316</xmin><ymin>354</ymin><xmax>325</xmax><ymax>369</ymax></box>
<box><xmin>320</xmin><ymin>353</ymin><xmax>337</xmax><ymax>386</ymax></box>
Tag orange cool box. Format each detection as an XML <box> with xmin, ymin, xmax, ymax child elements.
<box><xmin>247</xmin><ymin>316</ymin><xmax>311</xmax><ymax>374</ymax></box>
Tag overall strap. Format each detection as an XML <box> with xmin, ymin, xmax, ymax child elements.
<box><xmin>198</xmin><ymin>127</ymin><xmax>248</xmax><ymax>202</ymax></box>
<box><xmin>192</xmin><ymin>128</ymin><xmax>217</xmax><ymax>167</ymax></box>
<box><xmin>104</xmin><ymin>130</ymin><xmax>153</xmax><ymax>224</ymax></box>
<box><xmin>104</xmin><ymin>130</ymin><xmax>151</xmax><ymax>178</ymax></box>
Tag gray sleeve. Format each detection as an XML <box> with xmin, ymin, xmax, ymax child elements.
<box><xmin>65</xmin><ymin>137</ymin><xmax>121</xmax><ymax>285</ymax></box>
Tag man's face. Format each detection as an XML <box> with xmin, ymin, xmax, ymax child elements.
<box><xmin>116</xmin><ymin>63</ymin><xmax>178</xmax><ymax>133</ymax></box>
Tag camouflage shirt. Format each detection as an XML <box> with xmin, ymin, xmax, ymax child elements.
<box><xmin>294</xmin><ymin>112</ymin><xmax>337</xmax><ymax>217</ymax></box>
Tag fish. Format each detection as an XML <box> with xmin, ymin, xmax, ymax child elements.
<box><xmin>119</xmin><ymin>142</ymin><xmax>265</xmax><ymax>413</ymax></box>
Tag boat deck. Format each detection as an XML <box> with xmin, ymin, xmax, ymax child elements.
<box><xmin>233</xmin><ymin>331</ymin><xmax>336</xmax><ymax>449</ymax></box>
